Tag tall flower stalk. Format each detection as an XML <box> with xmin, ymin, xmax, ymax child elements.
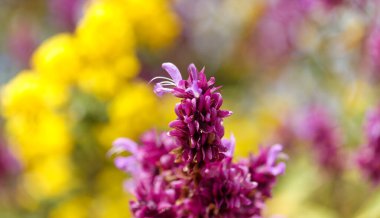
<box><xmin>110</xmin><ymin>63</ymin><xmax>286</xmax><ymax>218</ymax></box>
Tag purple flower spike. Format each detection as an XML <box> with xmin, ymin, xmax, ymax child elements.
<box><xmin>241</xmin><ymin>145</ymin><xmax>286</xmax><ymax>198</ymax></box>
<box><xmin>111</xmin><ymin>63</ymin><xmax>287</xmax><ymax>218</ymax></box>
<box><xmin>357</xmin><ymin>106</ymin><xmax>380</xmax><ymax>185</ymax></box>
<box><xmin>154</xmin><ymin>63</ymin><xmax>232</xmax><ymax>165</ymax></box>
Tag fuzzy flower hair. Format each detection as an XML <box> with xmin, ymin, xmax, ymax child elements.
<box><xmin>111</xmin><ymin>63</ymin><xmax>286</xmax><ymax>218</ymax></box>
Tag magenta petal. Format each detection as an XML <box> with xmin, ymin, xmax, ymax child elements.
<box><xmin>114</xmin><ymin>156</ymin><xmax>137</xmax><ymax>173</ymax></box>
<box><xmin>223</xmin><ymin>134</ymin><xmax>236</xmax><ymax>157</ymax></box>
<box><xmin>267</xmin><ymin>144</ymin><xmax>283</xmax><ymax>166</ymax></box>
<box><xmin>271</xmin><ymin>162</ymin><xmax>286</xmax><ymax>175</ymax></box>
<box><xmin>154</xmin><ymin>83</ymin><xmax>172</xmax><ymax>97</ymax></box>
<box><xmin>188</xmin><ymin>63</ymin><xmax>198</xmax><ymax>81</ymax></box>
<box><xmin>111</xmin><ymin>138</ymin><xmax>138</xmax><ymax>154</ymax></box>
<box><xmin>162</xmin><ymin>62</ymin><xmax>182</xmax><ymax>85</ymax></box>
<box><xmin>123</xmin><ymin>179</ymin><xmax>136</xmax><ymax>194</ymax></box>
<box><xmin>188</xmin><ymin>63</ymin><xmax>202</xmax><ymax>97</ymax></box>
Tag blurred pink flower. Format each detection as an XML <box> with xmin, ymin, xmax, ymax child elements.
<box><xmin>357</xmin><ymin>106</ymin><xmax>380</xmax><ymax>185</ymax></box>
<box><xmin>252</xmin><ymin>0</ymin><xmax>313</xmax><ymax>65</ymax></box>
<box><xmin>49</xmin><ymin>0</ymin><xmax>83</xmax><ymax>31</ymax></box>
<box><xmin>7</xmin><ymin>18</ymin><xmax>38</xmax><ymax>67</ymax></box>
<box><xmin>299</xmin><ymin>106</ymin><xmax>344</xmax><ymax>173</ymax></box>
<box><xmin>366</xmin><ymin>24</ymin><xmax>380</xmax><ymax>77</ymax></box>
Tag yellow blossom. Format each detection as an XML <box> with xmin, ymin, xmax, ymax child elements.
<box><xmin>76</xmin><ymin>1</ymin><xmax>135</xmax><ymax>61</ymax></box>
<box><xmin>1</xmin><ymin>71</ymin><xmax>68</xmax><ymax>117</ymax></box>
<box><xmin>32</xmin><ymin>34</ymin><xmax>82</xmax><ymax>85</ymax></box>
<box><xmin>23</xmin><ymin>155</ymin><xmax>73</xmax><ymax>198</ymax></box>
<box><xmin>5</xmin><ymin>112</ymin><xmax>72</xmax><ymax>163</ymax></box>
<box><xmin>76</xmin><ymin>66</ymin><xmax>125</xmax><ymax>100</ymax></box>
<box><xmin>98</xmin><ymin>81</ymin><xmax>159</xmax><ymax>146</ymax></box>
<box><xmin>119</xmin><ymin>0</ymin><xmax>180</xmax><ymax>49</ymax></box>
<box><xmin>76</xmin><ymin>55</ymin><xmax>140</xmax><ymax>100</ymax></box>
<box><xmin>49</xmin><ymin>195</ymin><xmax>91</xmax><ymax>218</ymax></box>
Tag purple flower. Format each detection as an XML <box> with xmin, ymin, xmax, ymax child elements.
<box><xmin>242</xmin><ymin>145</ymin><xmax>286</xmax><ymax>199</ymax></box>
<box><xmin>252</xmin><ymin>0</ymin><xmax>313</xmax><ymax>65</ymax></box>
<box><xmin>195</xmin><ymin>158</ymin><xmax>260</xmax><ymax>217</ymax></box>
<box><xmin>109</xmin><ymin>130</ymin><xmax>178</xmax><ymax>191</ymax></box>
<box><xmin>152</xmin><ymin>63</ymin><xmax>232</xmax><ymax>165</ymax></box>
<box><xmin>111</xmin><ymin>131</ymin><xmax>286</xmax><ymax>218</ymax></box>
<box><xmin>320</xmin><ymin>0</ymin><xmax>344</xmax><ymax>8</ymax></box>
<box><xmin>49</xmin><ymin>0</ymin><xmax>83</xmax><ymax>31</ymax></box>
<box><xmin>0</xmin><ymin>138</ymin><xmax>20</xmax><ymax>192</ymax></box>
<box><xmin>300</xmin><ymin>107</ymin><xmax>343</xmax><ymax>172</ymax></box>
<box><xmin>366</xmin><ymin>25</ymin><xmax>380</xmax><ymax>77</ymax></box>
<box><xmin>130</xmin><ymin>175</ymin><xmax>179</xmax><ymax>218</ymax></box>
<box><xmin>7</xmin><ymin>18</ymin><xmax>38</xmax><ymax>67</ymax></box>
<box><xmin>357</xmin><ymin>106</ymin><xmax>380</xmax><ymax>185</ymax></box>
<box><xmin>111</xmin><ymin>63</ymin><xmax>287</xmax><ymax>218</ymax></box>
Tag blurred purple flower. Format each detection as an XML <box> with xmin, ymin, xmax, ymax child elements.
<box><xmin>110</xmin><ymin>131</ymin><xmax>184</xmax><ymax>218</ymax></box>
<box><xmin>300</xmin><ymin>107</ymin><xmax>343</xmax><ymax>172</ymax></box>
<box><xmin>253</xmin><ymin>0</ymin><xmax>313</xmax><ymax>65</ymax></box>
<box><xmin>357</xmin><ymin>106</ymin><xmax>380</xmax><ymax>185</ymax></box>
<box><xmin>49</xmin><ymin>0</ymin><xmax>83</xmax><ymax>31</ymax></box>
<box><xmin>242</xmin><ymin>145</ymin><xmax>286</xmax><ymax>198</ymax></box>
<box><xmin>7</xmin><ymin>18</ymin><xmax>38</xmax><ymax>67</ymax></box>
<box><xmin>153</xmin><ymin>63</ymin><xmax>232</xmax><ymax>165</ymax></box>
<box><xmin>109</xmin><ymin>130</ymin><xmax>177</xmax><ymax>185</ymax></box>
<box><xmin>0</xmin><ymin>139</ymin><xmax>20</xmax><ymax>186</ymax></box>
<box><xmin>366</xmin><ymin>25</ymin><xmax>380</xmax><ymax>77</ymax></box>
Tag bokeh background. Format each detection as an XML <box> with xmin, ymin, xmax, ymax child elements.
<box><xmin>1</xmin><ymin>0</ymin><xmax>380</xmax><ymax>217</ymax></box>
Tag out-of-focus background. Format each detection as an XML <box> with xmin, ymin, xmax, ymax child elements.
<box><xmin>1</xmin><ymin>0</ymin><xmax>380</xmax><ymax>217</ymax></box>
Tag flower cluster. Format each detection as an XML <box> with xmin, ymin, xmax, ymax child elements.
<box><xmin>357</xmin><ymin>106</ymin><xmax>380</xmax><ymax>185</ymax></box>
<box><xmin>111</xmin><ymin>63</ymin><xmax>286</xmax><ymax>218</ymax></box>
<box><xmin>1</xmin><ymin>0</ymin><xmax>180</xmax><ymax>216</ymax></box>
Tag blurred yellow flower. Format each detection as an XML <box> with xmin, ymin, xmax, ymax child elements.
<box><xmin>76</xmin><ymin>1</ymin><xmax>135</xmax><ymax>61</ymax></box>
<box><xmin>1</xmin><ymin>71</ymin><xmax>67</xmax><ymax>117</ymax></box>
<box><xmin>76</xmin><ymin>55</ymin><xmax>140</xmax><ymax>100</ymax></box>
<box><xmin>49</xmin><ymin>195</ymin><xmax>91</xmax><ymax>218</ymax></box>
<box><xmin>32</xmin><ymin>34</ymin><xmax>82</xmax><ymax>85</ymax></box>
<box><xmin>5</xmin><ymin>113</ymin><xmax>72</xmax><ymax>162</ymax></box>
<box><xmin>120</xmin><ymin>0</ymin><xmax>180</xmax><ymax>49</ymax></box>
<box><xmin>98</xmin><ymin>81</ymin><xmax>159</xmax><ymax>146</ymax></box>
<box><xmin>23</xmin><ymin>155</ymin><xmax>73</xmax><ymax>198</ymax></box>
